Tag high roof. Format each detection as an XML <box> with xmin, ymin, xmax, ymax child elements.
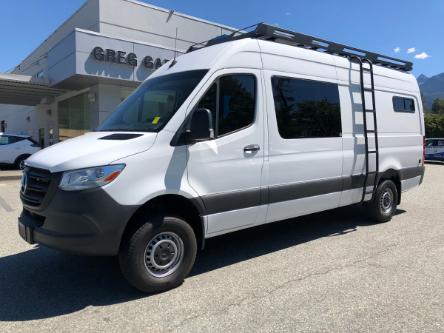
<box><xmin>187</xmin><ymin>23</ymin><xmax>413</xmax><ymax>72</ymax></box>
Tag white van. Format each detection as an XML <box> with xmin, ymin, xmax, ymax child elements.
<box><xmin>18</xmin><ymin>24</ymin><xmax>425</xmax><ymax>293</ymax></box>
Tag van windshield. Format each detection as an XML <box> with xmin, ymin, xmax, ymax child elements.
<box><xmin>98</xmin><ymin>70</ymin><xmax>208</xmax><ymax>132</ymax></box>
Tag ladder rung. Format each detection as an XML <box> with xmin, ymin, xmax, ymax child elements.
<box><xmin>365</xmin><ymin>109</ymin><xmax>375</xmax><ymax>113</ymax></box>
<box><xmin>365</xmin><ymin>190</ymin><xmax>374</xmax><ymax>194</ymax></box>
<box><xmin>366</xmin><ymin>130</ymin><xmax>376</xmax><ymax>133</ymax></box>
<box><xmin>363</xmin><ymin>67</ymin><xmax>372</xmax><ymax>72</ymax></box>
<box><xmin>364</xmin><ymin>87</ymin><xmax>374</xmax><ymax>92</ymax></box>
<box><xmin>368</xmin><ymin>150</ymin><xmax>377</xmax><ymax>153</ymax></box>
<box><xmin>367</xmin><ymin>171</ymin><xmax>378</xmax><ymax>175</ymax></box>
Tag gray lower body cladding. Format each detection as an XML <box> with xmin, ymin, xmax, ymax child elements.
<box><xmin>198</xmin><ymin>166</ymin><xmax>425</xmax><ymax>215</ymax></box>
<box><xmin>19</xmin><ymin>187</ymin><xmax>138</xmax><ymax>256</ymax></box>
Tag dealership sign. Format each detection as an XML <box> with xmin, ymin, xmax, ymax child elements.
<box><xmin>91</xmin><ymin>47</ymin><xmax>169</xmax><ymax>69</ymax></box>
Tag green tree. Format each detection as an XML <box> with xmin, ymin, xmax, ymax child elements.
<box><xmin>424</xmin><ymin>112</ymin><xmax>444</xmax><ymax>137</ymax></box>
<box><xmin>431</xmin><ymin>98</ymin><xmax>444</xmax><ymax>114</ymax></box>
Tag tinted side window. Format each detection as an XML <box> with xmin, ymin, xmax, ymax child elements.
<box><xmin>10</xmin><ymin>136</ymin><xmax>25</xmax><ymax>144</ymax></box>
<box><xmin>393</xmin><ymin>96</ymin><xmax>415</xmax><ymax>113</ymax></box>
<box><xmin>218</xmin><ymin>75</ymin><xmax>255</xmax><ymax>136</ymax></box>
<box><xmin>0</xmin><ymin>135</ymin><xmax>24</xmax><ymax>145</ymax></box>
<box><xmin>271</xmin><ymin>77</ymin><xmax>342</xmax><ymax>139</ymax></box>
<box><xmin>196</xmin><ymin>74</ymin><xmax>256</xmax><ymax>137</ymax></box>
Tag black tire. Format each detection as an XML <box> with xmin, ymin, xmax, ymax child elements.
<box><xmin>119</xmin><ymin>215</ymin><xmax>197</xmax><ymax>293</ymax></box>
<box><xmin>15</xmin><ymin>155</ymin><xmax>30</xmax><ymax>170</ymax></box>
<box><xmin>367</xmin><ymin>179</ymin><xmax>398</xmax><ymax>223</ymax></box>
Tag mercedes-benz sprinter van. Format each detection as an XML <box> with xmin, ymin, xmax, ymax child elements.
<box><xmin>18</xmin><ymin>24</ymin><xmax>425</xmax><ymax>293</ymax></box>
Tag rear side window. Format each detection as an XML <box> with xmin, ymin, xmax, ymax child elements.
<box><xmin>196</xmin><ymin>74</ymin><xmax>256</xmax><ymax>137</ymax></box>
<box><xmin>271</xmin><ymin>77</ymin><xmax>342</xmax><ymax>139</ymax></box>
<box><xmin>393</xmin><ymin>96</ymin><xmax>415</xmax><ymax>113</ymax></box>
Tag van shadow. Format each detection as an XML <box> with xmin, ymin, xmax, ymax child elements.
<box><xmin>0</xmin><ymin>205</ymin><xmax>404</xmax><ymax>322</ymax></box>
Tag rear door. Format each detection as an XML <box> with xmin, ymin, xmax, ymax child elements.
<box><xmin>263</xmin><ymin>73</ymin><xmax>344</xmax><ymax>223</ymax></box>
<box><xmin>186</xmin><ymin>69</ymin><xmax>266</xmax><ymax>236</ymax></box>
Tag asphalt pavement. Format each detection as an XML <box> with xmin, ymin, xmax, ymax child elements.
<box><xmin>0</xmin><ymin>164</ymin><xmax>443</xmax><ymax>332</ymax></box>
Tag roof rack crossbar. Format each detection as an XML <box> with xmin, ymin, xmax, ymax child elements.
<box><xmin>187</xmin><ymin>23</ymin><xmax>413</xmax><ymax>72</ymax></box>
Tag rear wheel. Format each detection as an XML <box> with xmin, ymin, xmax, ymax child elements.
<box><xmin>119</xmin><ymin>215</ymin><xmax>197</xmax><ymax>293</ymax></box>
<box><xmin>367</xmin><ymin>179</ymin><xmax>398</xmax><ymax>223</ymax></box>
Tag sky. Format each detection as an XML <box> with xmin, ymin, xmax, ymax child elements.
<box><xmin>0</xmin><ymin>0</ymin><xmax>442</xmax><ymax>77</ymax></box>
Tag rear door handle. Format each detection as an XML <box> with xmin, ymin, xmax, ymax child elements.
<box><xmin>244</xmin><ymin>144</ymin><xmax>260</xmax><ymax>153</ymax></box>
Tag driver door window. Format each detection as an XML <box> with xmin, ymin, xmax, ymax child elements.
<box><xmin>196</xmin><ymin>74</ymin><xmax>256</xmax><ymax>138</ymax></box>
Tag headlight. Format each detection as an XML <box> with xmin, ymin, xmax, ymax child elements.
<box><xmin>59</xmin><ymin>164</ymin><xmax>125</xmax><ymax>191</ymax></box>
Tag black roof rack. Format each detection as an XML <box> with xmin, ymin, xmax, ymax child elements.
<box><xmin>187</xmin><ymin>23</ymin><xmax>413</xmax><ymax>72</ymax></box>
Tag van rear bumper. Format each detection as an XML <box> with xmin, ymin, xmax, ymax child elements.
<box><xmin>18</xmin><ymin>188</ymin><xmax>138</xmax><ymax>256</ymax></box>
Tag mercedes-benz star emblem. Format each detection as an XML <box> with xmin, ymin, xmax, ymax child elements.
<box><xmin>21</xmin><ymin>172</ymin><xmax>28</xmax><ymax>194</ymax></box>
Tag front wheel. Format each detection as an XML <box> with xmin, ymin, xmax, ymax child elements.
<box><xmin>15</xmin><ymin>155</ymin><xmax>29</xmax><ymax>170</ymax></box>
<box><xmin>367</xmin><ymin>179</ymin><xmax>398</xmax><ymax>223</ymax></box>
<box><xmin>119</xmin><ymin>215</ymin><xmax>197</xmax><ymax>293</ymax></box>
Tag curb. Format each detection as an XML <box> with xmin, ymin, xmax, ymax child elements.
<box><xmin>0</xmin><ymin>174</ymin><xmax>22</xmax><ymax>181</ymax></box>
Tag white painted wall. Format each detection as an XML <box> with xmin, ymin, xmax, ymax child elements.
<box><xmin>98</xmin><ymin>0</ymin><xmax>236</xmax><ymax>52</ymax></box>
<box><xmin>0</xmin><ymin>103</ymin><xmax>56</xmax><ymax>146</ymax></box>
<box><xmin>0</xmin><ymin>105</ymin><xmax>34</xmax><ymax>136</ymax></box>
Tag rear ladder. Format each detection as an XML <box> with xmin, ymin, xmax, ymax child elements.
<box><xmin>350</xmin><ymin>56</ymin><xmax>380</xmax><ymax>202</ymax></box>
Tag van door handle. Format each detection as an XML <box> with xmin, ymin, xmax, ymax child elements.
<box><xmin>244</xmin><ymin>144</ymin><xmax>260</xmax><ymax>153</ymax></box>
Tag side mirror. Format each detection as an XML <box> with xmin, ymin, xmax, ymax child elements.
<box><xmin>185</xmin><ymin>108</ymin><xmax>215</xmax><ymax>143</ymax></box>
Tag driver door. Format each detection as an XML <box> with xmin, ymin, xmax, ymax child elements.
<box><xmin>186</xmin><ymin>69</ymin><xmax>266</xmax><ymax>237</ymax></box>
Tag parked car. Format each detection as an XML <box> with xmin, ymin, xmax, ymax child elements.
<box><xmin>18</xmin><ymin>24</ymin><xmax>425</xmax><ymax>293</ymax></box>
<box><xmin>0</xmin><ymin>133</ymin><xmax>41</xmax><ymax>169</ymax></box>
<box><xmin>425</xmin><ymin>138</ymin><xmax>444</xmax><ymax>161</ymax></box>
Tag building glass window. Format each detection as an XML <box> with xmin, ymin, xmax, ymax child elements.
<box><xmin>271</xmin><ymin>77</ymin><xmax>342</xmax><ymax>139</ymax></box>
<box><xmin>58</xmin><ymin>93</ymin><xmax>90</xmax><ymax>141</ymax></box>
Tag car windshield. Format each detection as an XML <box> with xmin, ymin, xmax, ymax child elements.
<box><xmin>98</xmin><ymin>70</ymin><xmax>208</xmax><ymax>132</ymax></box>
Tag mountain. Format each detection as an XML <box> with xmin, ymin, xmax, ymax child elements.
<box><xmin>417</xmin><ymin>74</ymin><xmax>429</xmax><ymax>85</ymax></box>
<box><xmin>417</xmin><ymin>73</ymin><xmax>444</xmax><ymax>109</ymax></box>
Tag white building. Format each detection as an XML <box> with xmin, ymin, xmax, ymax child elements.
<box><xmin>0</xmin><ymin>0</ymin><xmax>236</xmax><ymax>146</ymax></box>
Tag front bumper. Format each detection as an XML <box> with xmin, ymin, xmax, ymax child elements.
<box><xmin>18</xmin><ymin>185</ymin><xmax>138</xmax><ymax>256</ymax></box>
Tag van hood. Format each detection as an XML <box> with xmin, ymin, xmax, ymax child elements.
<box><xmin>26</xmin><ymin>132</ymin><xmax>157</xmax><ymax>173</ymax></box>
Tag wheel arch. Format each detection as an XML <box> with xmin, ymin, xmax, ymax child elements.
<box><xmin>14</xmin><ymin>154</ymin><xmax>31</xmax><ymax>165</ymax></box>
<box><xmin>378</xmin><ymin>168</ymin><xmax>402</xmax><ymax>204</ymax></box>
<box><xmin>120</xmin><ymin>194</ymin><xmax>206</xmax><ymax>252</ymax></box>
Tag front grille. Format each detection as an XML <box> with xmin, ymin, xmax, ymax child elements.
<box><xmin>20</xmin><ymin>167</ymin><xmax>52</xmax><ymax>207</ymax></box>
